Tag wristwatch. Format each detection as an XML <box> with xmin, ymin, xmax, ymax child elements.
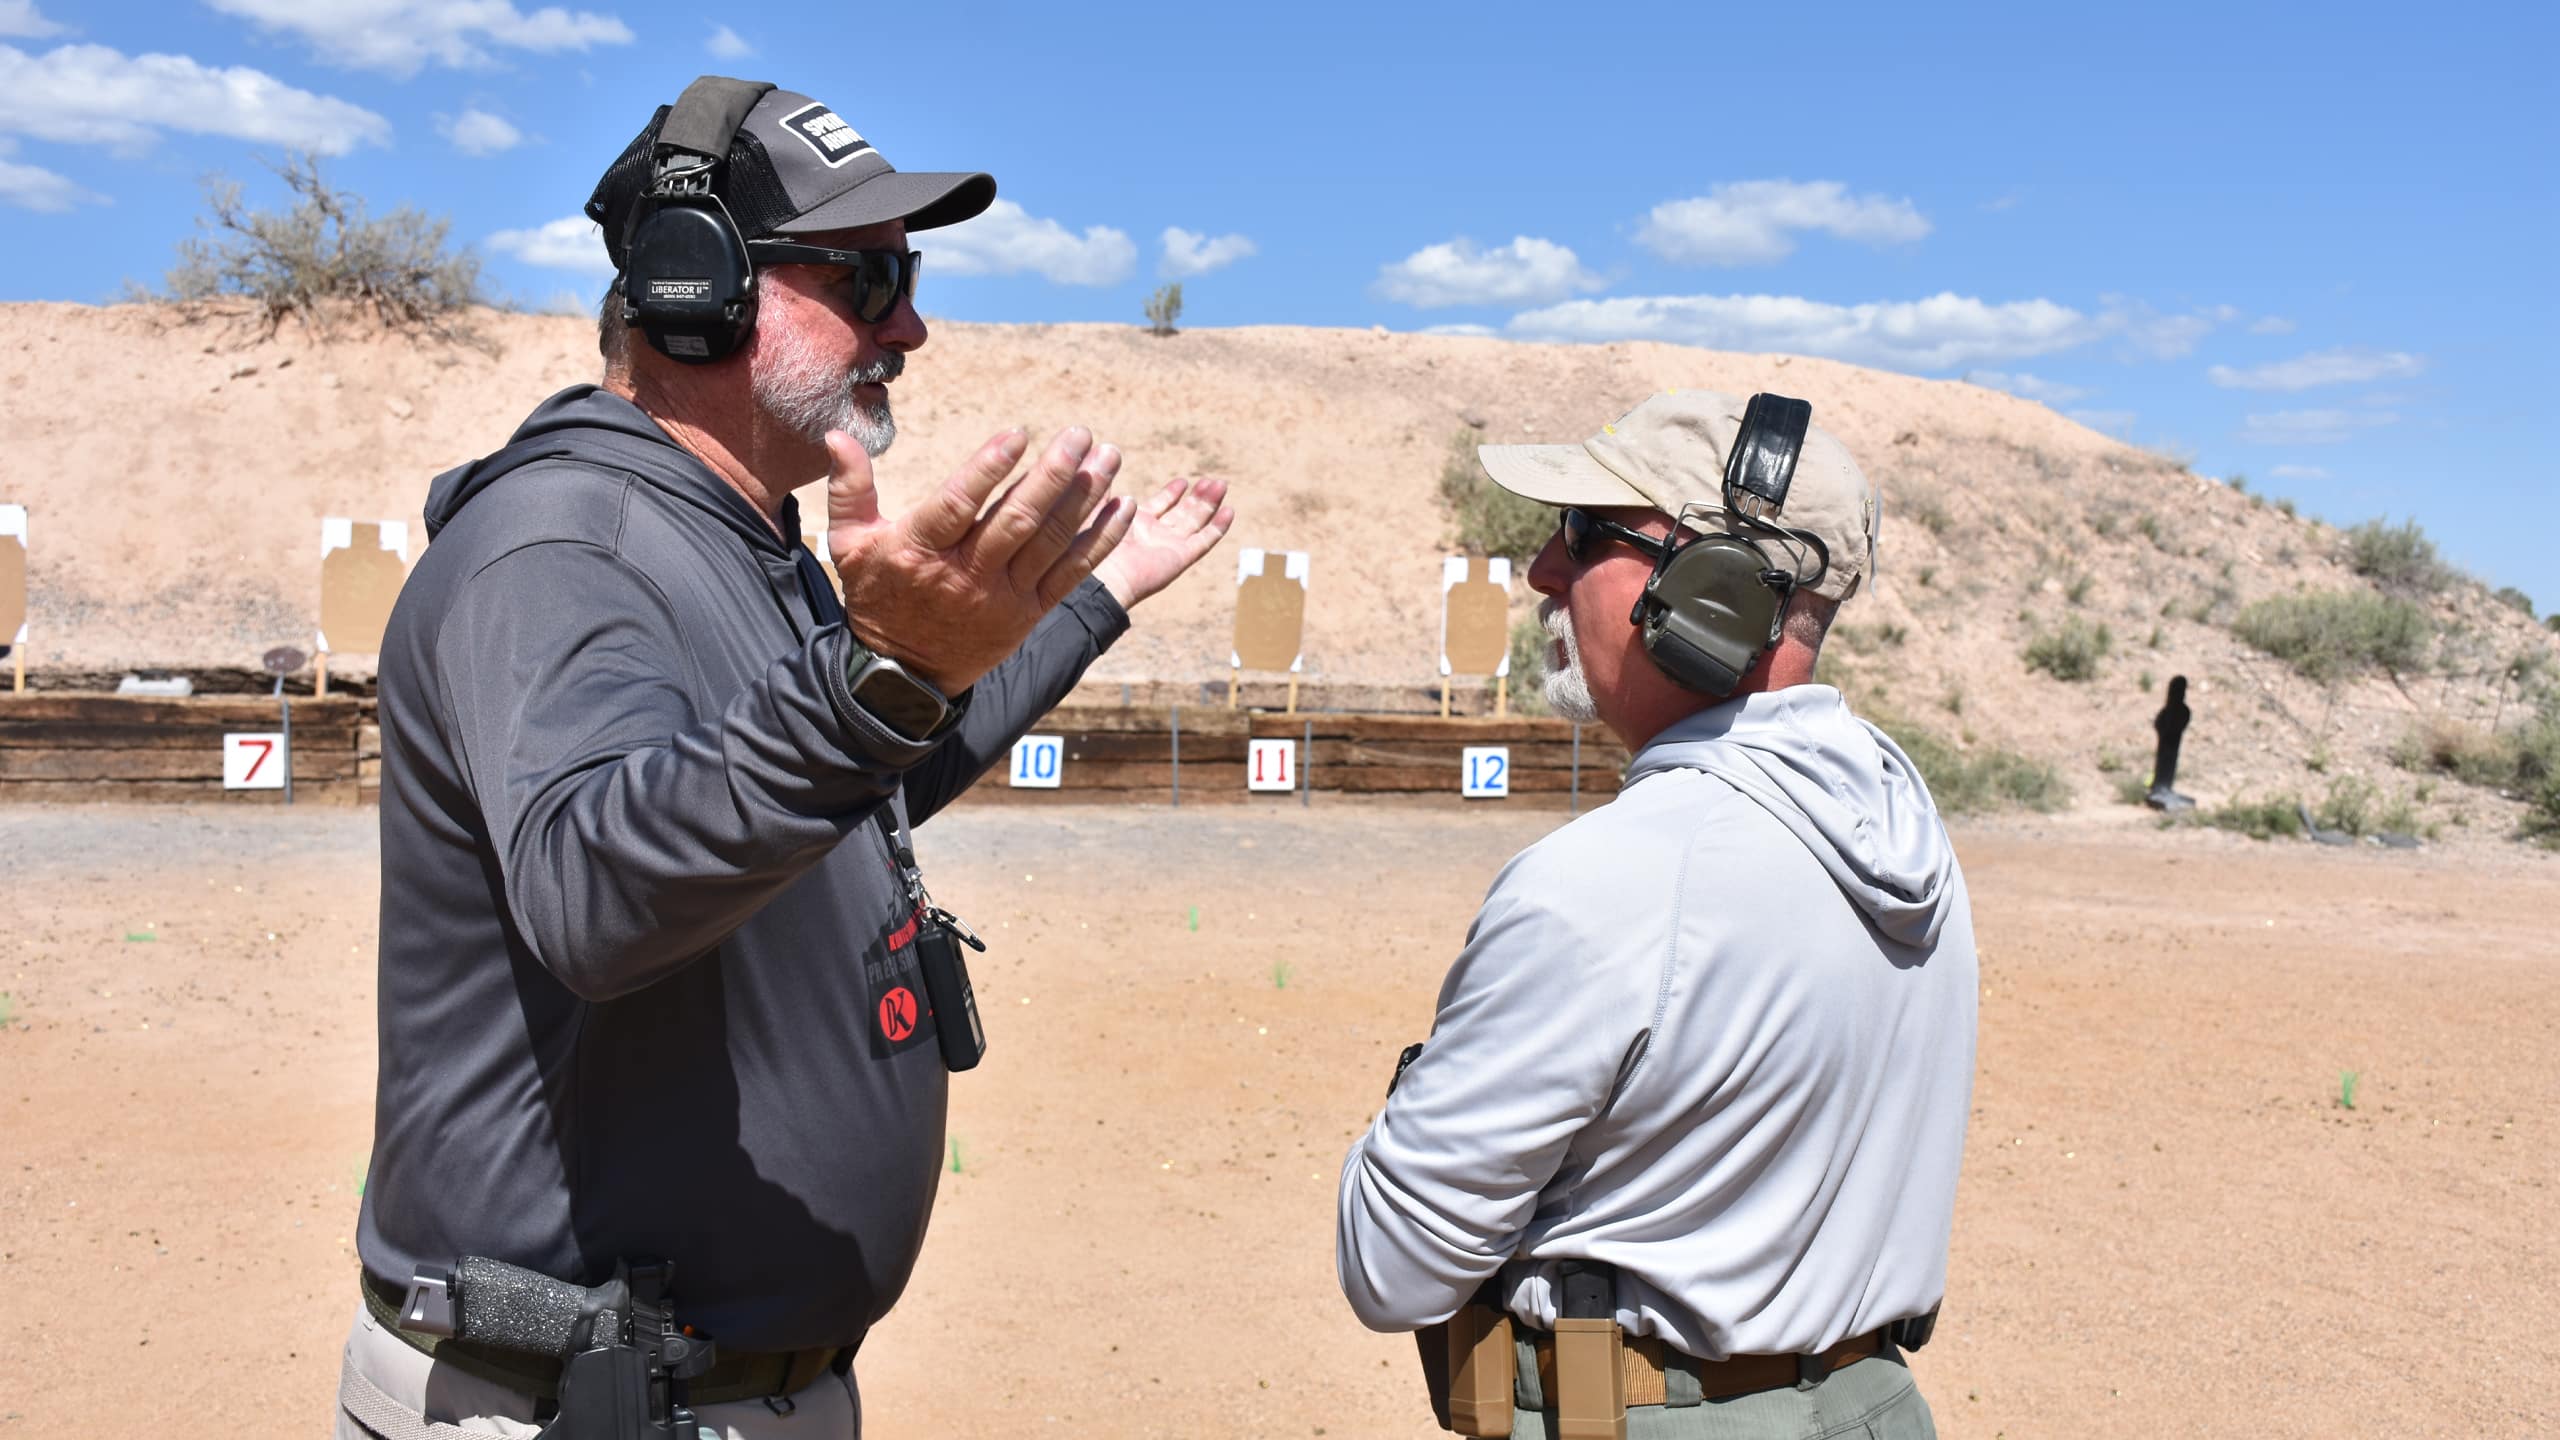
<box><xmin>843</xmin><ymin>640</ymin><xmax>959</xmax><ymax>743</ymax></box>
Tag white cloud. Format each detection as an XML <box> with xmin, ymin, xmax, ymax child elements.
<box><xmin>706</xmin><ymin>23</ymin><xmax>752</xmax><ymax>59</ymax></box>
<box><xmin>0</xmin><ymin>43</ymin><xmax>389</xmax><ymax>153</ymax></box>
<box><xmin>927</xmin><ymin>198</ymin><xmax>1134</xmax><ymax>285</ymax></box>
<box><xmin>1374</xmin><ymin>236</ymin><xmax>1600</xmax><ymax>309</ymax></box>
<box><xmin>487</xmin><ymin>215</ymin><xmax>613</xmax><ymax>276</ymax></box>
<box><xmin>2238</xmin><ymin>409</ymin><xmax>2399</xmax><ymax>445</ymax></box>
<box><xmin>2207</xmin><ymin>346</ymin><xmax>2425</xmax><ymax>392</ymax></box>
<box><xmin>2097</xmin><ymin>299</ymin><xmax>2237</xmax><ymax>360</ymax></box>
<box><xmin>1508</xmin><ymin>291</ymin><xmax>2092</xmax><ymax>372</ymax></box>
<box><xmin>2067</xmin><ymin>409</ymin><xmax>2138</xmax><ymax>438</ymax></box>
<box><xmin>0</xmin><ymin>137</ymin><xmax>98</xmax><ymax>210</ymax></box>
<box><xmin>1159</xmin><ymin>226</ymin><xmax>1254</xmax><ymax>279</ymax></box>
<box><xmin>2248</xmin><ymin>315</ymin><xmax>2296</xmax><ymax>335</ymax></box>
<box><xmin>1964</xmin><ymin>370</ymin><xmax>2090</xmax><ymax>405</ymax></box>
<box><xmin>2270</xmin><ymin>464</ymin><xmax>2330</xmax><ymax>479</ymax></box>
<box><xmin>438</xmin><ymin>106</ymin><xmax>521</xmax><ymax>156</ymax></box>
<box><xmin>204</xmin><ymin>0</ymin><xmax>632</xmax><ymax>77</ymax></box>
<box><xmin>1636</xmin><ymin>180</ymin><xmax>1930</xmax><ymax>266</ymax></box>
<box><xmin>0</xmin><ymin>1</ymin><xmax>65</xmax><ymax>38</ymax></box>
<box><xmin>1420</xmin><ymin>323</ymin><xmax>1497</xmax><ymax>337</ymax></box>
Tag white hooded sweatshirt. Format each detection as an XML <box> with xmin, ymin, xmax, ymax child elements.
<box><xmin>1336</xmin><ymin>685</ymin><xmax>1977</xmax><ymax>1360</ymax></box>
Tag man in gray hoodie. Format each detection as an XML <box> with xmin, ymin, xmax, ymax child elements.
<box><xmin>337</xmin><ymin>80</ymin><xmax>1232</xmax><ymax>1438</ymax></box>
<box><xmin>1337</xmin><ymin>391</ymin><xmax>1974</xmax><ymax>1439</ymax></box>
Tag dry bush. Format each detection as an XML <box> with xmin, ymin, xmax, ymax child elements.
<box><xmin>1437</xmin><ymin>430</ymin><xmax>1554</xmax><ymax>559</ymax></box>
<box><xmin>164</xmin><ymin>152</ymin><xmax>485</xmax><ymax>346</ymax></box>
<box><xmin>2233</xmin><ymin>590</ymin><xmax>2431</xmax><ymax>681</ymax></box>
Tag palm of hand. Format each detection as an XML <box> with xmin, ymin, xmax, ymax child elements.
<box><xmin>1098</xmin><ymin>476</ymin><xmax>1237</xmax><ymax>608</ymax></box>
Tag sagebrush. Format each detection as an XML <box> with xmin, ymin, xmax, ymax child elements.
<box><xmin>165</xmin><ymin>152</ymin><xmax>484</xmax><ymax>344</ymax></box>
<box><xmin>1438</xmin><ymin>430</ymin><xmax>1555</xmax><ymax>559</ymax></box>
<box><xmin>2233</xmin><ymin>590</ymin><xmax>2432</xmax><ymax>681</ymax></box>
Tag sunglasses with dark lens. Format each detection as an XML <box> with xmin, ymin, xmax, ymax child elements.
<box><xmin>742</xmin><ymin>241</ymin><xmax>923</xmax><ymax>323</ymax></box>
<box><xmin>1559</xmin><ymin>506</ymin><xmax>1676</xmax><ymax>565</ymax></box>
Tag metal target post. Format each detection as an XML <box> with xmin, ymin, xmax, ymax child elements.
<box><xmin>1301</xmin><ymin>719</ymin><xmax>1312</xmax><ymax>808</ymax></box>
<box><xmin>1169</xmin><ymin>705</ymin><xmax>1181</xmax><ymax>809</ymax></box>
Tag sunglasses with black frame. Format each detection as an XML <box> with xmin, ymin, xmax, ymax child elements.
<box><xmin>743</xmin><ymin>240</ymin><xmax>922</xmax><ymax>324</ymax></box>
<box><xmin>1558</xmin><ymin>506</ymin><xmax>1678</xmax><ymax>565</ymax></box>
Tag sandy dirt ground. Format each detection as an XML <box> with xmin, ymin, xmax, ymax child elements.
<box><xmin>1</xmin><ymin>801</ymin><xmax>2553</xmax><ymax>1438</ymax></box>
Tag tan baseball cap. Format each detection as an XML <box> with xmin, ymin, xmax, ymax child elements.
<box><xmin>1478</xmin><ymin>390</ymin><xmax>1880</xmax><ymax>600</ymax></box>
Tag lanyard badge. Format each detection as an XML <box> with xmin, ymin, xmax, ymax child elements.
<box><xmin>875</xmin><ymin>808</ymin><xmax>987</xmax><ymax>1073</ymax></box>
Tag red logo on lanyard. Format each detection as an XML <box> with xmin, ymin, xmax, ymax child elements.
<box><xmin>878</xmin><ymin>986</ymin><xmax>918</xmax><ymax>1042</ymax></box>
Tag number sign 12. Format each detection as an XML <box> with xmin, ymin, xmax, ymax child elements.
<box><xmin>1009</xmin><ymin>734</ymin><xmax>1065</xmax><ymax>789</ymax></box>
<box><xmin>1461</xmin><ymin>746</ymin><xmax>1510</xmax><ymax>799</ymax></box>
<box><xmin>224</xmin><ymin>733</ymin><xmax>287</xmax><ymax>790</ymax></box>
<box><xmin>1247</xmin><ymin>737</ymin><xmax>1296</xmax><ymax>793</ymax></box>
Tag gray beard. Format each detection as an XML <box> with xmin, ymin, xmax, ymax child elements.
<box><xmin>1539</xmin><ymin>599</ymin><xmax>1599</xmax><ymax>723</ymax></box>
<box><xmin>752</xmin><ymin>328</ymin><xmax>902</xmax><ymax>456</ymax></box>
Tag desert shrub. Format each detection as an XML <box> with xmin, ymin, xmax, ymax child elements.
<box><xmin>1143</xmin><ymin>283</ymin><xmax>1182</xmax><ymax>337</ymax></box>
<box><xmin>2315</xmin><ymin>775</ymin><xmax>2376</xmax><ymax>836</ymax></box>
<box><xmin>2232</xmin><ymin>590</ymin><xmax>2432</xmax><ymax>681</ymax></box>
<box><xmin>2065</xmin><ymin>574</ymin><xmax>2093</xmax><ymax>606</ymax></box>
<box><xmin>2548</xmin><ymin>615</ymin><xmax>2560</xmax><ymax>635</ymax></box>
<box><xmin>1833</xmin><ymin>622</ymin><xmax>1906</xmax><ymax>653</ymax></box>
<box><xmin>2228</xmin><ymin>473</ymin><xmax>2249</xmax><ymax>495</ymax></box>
<box><xmin>166</xmin><ymin>152</ymin><xmax>483</xmax><ymax>342</ymax></box>
<box><xmin>1505</xmin><ymin>618</ymin><xmax>1550</xmax><ymax>715</ymax></box>
<box><xmin>1438</xmin><ymin>430</ymin><xmax>1556</xmax><ymax>559</ymax></box>
<box><xmin>2493</xmin><ymin>586</ymin><xmax>2535</xmax><ymax>618</ymax></box>
<box><xmin>2345</xmin><ymin>518</ymin><xmax>2451</xmax><ymax>594</ymax></box>
<box><xmin>1906</xmin><ymin>496</ymin><xmax>1952</xmax><ymax>537</ymax></box>
<box><xmin>2088</xmin><ymin>510</ymin><xmax>2121</xmax><ymax>539</ymax></box>
<box><xmin>2208</xmin><ymin>793</ymin><xmax>2305</xmax><ymax>840</ymax></box>
<box><xmin>2135</xmin><ymin>512</ymin><xmax>2169</xmax><ymax>550</ymax></box>
<box><xmin>2275</xmin><ymin>497</ymin><xmax>2298</xmax><ymax>518</ymax></box>
<box><xmin>1872</xmin><ymin>715</ymin><xmax>2068</xmax><ymax>815</ymax></box>
<box><xmin>2023</xmin><ymin>617</ymin><xmax>2112</xmax><ymax>681</ymax></box>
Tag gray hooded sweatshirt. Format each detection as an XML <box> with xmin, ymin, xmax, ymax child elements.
<box><xmin>1337</xmin><ymin>685</ymin><xmax>1976</xmax><ymax>1360</ymax></box>
<box><xmin>356</xmin><ymin>385</ymin><xmax>1127</xmax><ymax>1354</ymax></box>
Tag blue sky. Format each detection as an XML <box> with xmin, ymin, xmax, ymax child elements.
<box><xmin>5</xmin><ymin>0</ymin><xmax>2553</xmax><ymax>607</ymax></box>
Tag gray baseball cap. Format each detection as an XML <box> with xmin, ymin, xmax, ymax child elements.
<box><xmin>586</xmin><ymin>78</ymin><xmax>995</xmax><ymax>271</ymax></box>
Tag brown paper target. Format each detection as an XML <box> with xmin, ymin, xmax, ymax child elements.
<box><xmin>0</xmin><ymin>505</ymin><xmax>26</xmax><ymax>652</ymax></box>
<box><xmin>1231</xmin><ymin>548</ymin><xmax>1308</xmax><ymax>673</ymax></box>
<box><xmin>1440</xmin><ymin>556</ymin><xmax>1512</xmax><ymax>678</ymax></box>
<box><xmin>317</xmin><ymin>518</ymin><xmax>412</xmax><ymax>656</ymax></box>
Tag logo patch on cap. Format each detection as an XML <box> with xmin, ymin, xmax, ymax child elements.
<box><xmin>777</xmin><ymin>101</ymin><xmax>876</xmax><ymax>169</ymax></box>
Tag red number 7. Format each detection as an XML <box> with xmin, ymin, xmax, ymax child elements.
<box><xmin>242</xmin><ymin>739</ymin><xmax>274</xmax><ymax>781</ymax></box>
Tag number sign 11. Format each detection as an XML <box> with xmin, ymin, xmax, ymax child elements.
<box><xmin>1247</xmin><ymin>737</ymin><xmax>1296</xmax><ymax>793</ymax></box>
<box><xmin>1461</xmin><ymin>746</ymin><xmax>1510</xmax><ymax>799</ymax></box>
<box><xmin>224</xmin><ymin>733</ymin><xmax>286</xmax><ymax>790</ymax></box>
<box><xmin>1009</xmin><ymin>734</ymin><xmax>1065</xmax><ymax>789</ymax></box>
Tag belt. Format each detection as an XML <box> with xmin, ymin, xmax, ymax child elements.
<box><xmin>361</xmin><ymin>1270</ymin><xmax>848</xmax><ymax>1406</ymax></box>
<box><xmin>1527</xmin><ymin>1326</ymin><xmax>1887</xmax><ymax>1407</ymax></box>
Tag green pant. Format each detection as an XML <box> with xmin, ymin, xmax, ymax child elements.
<box><xmin>1506</xmin><ymin>1340</ymin><xmax>1936</xmax><ymax>1440</ymax></box>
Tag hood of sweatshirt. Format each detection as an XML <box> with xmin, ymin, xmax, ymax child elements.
<box><xmin>425</xmin><ymin>384</ymin><xmax>798</xmax><ymax>552</ymax></box>
<box><xmin>1624</xmin><ymin>685</ymin><xmax>1962</xmax><ymax>947</ymax></box>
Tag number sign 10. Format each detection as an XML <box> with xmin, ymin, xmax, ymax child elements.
<box><xmin>1247</xmin><ymin>738</ymin><xmax>1296</xmax><ymax>793</ymax></box>
<box><xmin>1461</xmin><ymin>746</ymin><xmax>1510</xmax><ymax>799</ymax></box>
<box><xmin>1009</xmin><ymin>734</ymin><xmax>1065</xmax><ymax>789</ymax></box>
<box><xmin>224</xmin><ymin>733</ymin><xmax>287</xmax><ymax>790</ymax></box>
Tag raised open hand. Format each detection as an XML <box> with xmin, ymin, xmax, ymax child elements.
<box><xmin>1094</xmin><ymin>475</ymin><xmax>1237</xmax><ymax>609</ymax></box>
<box><xmin>826</xmin><ymin>424</ymin><xmax>1133</xmax><ymax>694</ymax></box>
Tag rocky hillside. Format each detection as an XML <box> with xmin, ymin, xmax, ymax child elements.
<box><xmin>2</xmin><ymin>302</ymin><xmax>2551</xmax><ymax>836</ymax></box>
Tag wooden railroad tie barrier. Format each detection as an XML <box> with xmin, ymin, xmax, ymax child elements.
<box><xmin>0</xmin><ymin>696</ymin><xmax>1625</xmax><ymax>808</ymax></box>
<box><xmin>0</xmin><ymin>694</ymin><xmax>369</xmax><ymax>805</ymax></box>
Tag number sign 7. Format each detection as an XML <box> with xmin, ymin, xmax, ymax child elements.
<box><xmin>224</xmin><ymin>733</ymin><xmax>287</xmax><ymax>790</ymax></box>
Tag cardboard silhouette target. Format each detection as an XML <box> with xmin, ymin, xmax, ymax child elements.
<box><xmin>1</xmin><ymin>504</ymin><xmax>26</xmax><ymax>694</ymax></box>
<box><xmin>1439</xmin><ymin>555</ymin><xmax>1513</xmax><ymax>717</ymax></box>
<box><xmin>1230</xmin><ymin>547</ymin><xmax>1309</xmax><ymax>712</ymax></box>
<box><xmin>316</xmin><ymin>519</ymin><xmax>412</xmax><ymax>695</ymax></box>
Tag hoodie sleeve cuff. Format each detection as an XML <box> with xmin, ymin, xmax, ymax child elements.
<box><xmin>1059</xmin><ymin>577</ymin><xmax>1133</xmax><ymax>650</ymax></box>
<box><xmin>817</xmin><ymin>626</ymin><xmax>960</xmax><ymax>771</ymax></box>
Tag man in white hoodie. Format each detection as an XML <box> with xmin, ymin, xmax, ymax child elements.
<box><xmin>1337</xmin><ymin>391</ymin><xmax>1976</xmax><ymax>1439</ymax></box>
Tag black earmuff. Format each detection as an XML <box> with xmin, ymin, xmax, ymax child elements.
<box><xmin>1631</xmin><ymin>392</ymin><xmax>1827</xmax><ymax>697</ymax></box>
<box><xmin>619</xmin><ymin>77</ymin><xmax>775</xmax><ymax>365</ymax></box>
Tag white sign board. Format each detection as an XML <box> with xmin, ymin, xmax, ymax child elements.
<box><xmin>1008</xmin><ymin>734</ymin><xmax>1064</xmax><ymax>789</ymax></box>
<box><xmin>223</xmin><ymin>733</ymin><xmax>287</xmax><ymax>790</ymax></box>
<box><xmin>1247</xmin><ymin>737</ymin><xmax>1297</xmax><ymax>793</ymax></box>
<box><xmin>1461</xmin><ymin>746</ymin><xmax>1511</xmax><ymax>799</ymax></box>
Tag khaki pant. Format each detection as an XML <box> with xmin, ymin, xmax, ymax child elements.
<box><xmin>1507</xmin><ymin>1342</ymin><xmax>1935</xmax><ymax>1440</ymax></box>
<box><xmin>333</xmin><ymin>1301</ymin><xmax>861</xmax><ymax>1439</ymax></box>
